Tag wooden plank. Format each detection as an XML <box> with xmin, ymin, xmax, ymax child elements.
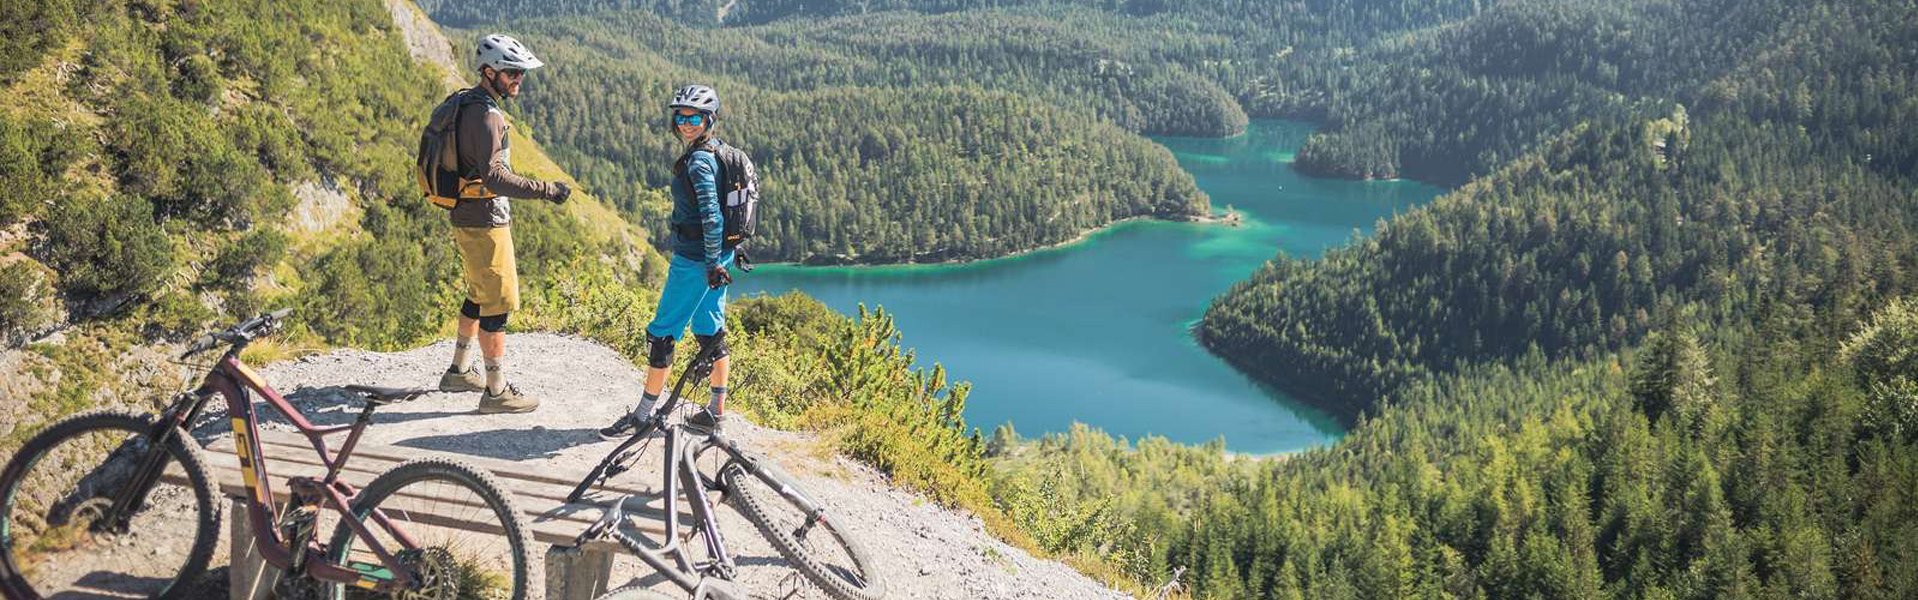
<box><xmin>220</xmin><ymin>433</ymin><xmax>667</xmax><ymax>509</ymax></box>
<box><xmin>182</xmin><ymin>459</ymin><xmax>668</xmax><ymax>546</ymax></box>
<box><xmin>205</xmin><ymin>433</ymin><xmax>689</xmax><ymax>528</ymax></box>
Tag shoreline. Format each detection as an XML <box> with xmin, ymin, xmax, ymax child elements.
<box><xmin>780</xmin><ymin>208</ymin><xmax>1245</xmax><ymax>269</ymax></box>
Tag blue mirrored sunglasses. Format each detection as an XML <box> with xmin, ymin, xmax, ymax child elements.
<box><xmin>672</xmin><ymin>113</ymin><xmax>707</xmax><ymax>127</ymax></box>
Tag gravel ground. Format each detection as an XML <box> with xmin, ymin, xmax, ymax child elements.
<box><xmin>177</xmin><ymin>333</ymin><xmax>1127</xmax><ymax>599</ymax></box>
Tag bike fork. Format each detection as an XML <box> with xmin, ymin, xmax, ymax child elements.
<box><xmin>103</xmin><ymin>405</ymin><xmax>194</xmax><ymax>531</ymax></box>
<box><xmin>680</xmin><ymin>444</ymin><xmax>736</xmax><ymax>578</ymax></box>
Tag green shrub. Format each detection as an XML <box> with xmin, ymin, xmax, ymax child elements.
<box><xmin>207</xmin><ymin>229</ymin><xmax>289</xmax><ymax>288</ymax></box>
<box><xmin>0</xmin><ymin>0</ymin><xmax>76</xmax><ymax>81</ymax></box>
<box><xmin>173</xmin><ymin>54</ymin><xmax>223</xmax><ymax>104</ymax></box>
<box><xmin>0</xmin><ymin>259</ymin><xmax>61</xmax><ymax>340</ymax></box>
<box><xmin>0</xmin><ymin>116</ymin><xmax>84</xmax><ymax>226</ymax></box>
<box><xmin>39</xmin><ymin>194</ymin><xmax>174</xmax><ymax>301</ymax></box>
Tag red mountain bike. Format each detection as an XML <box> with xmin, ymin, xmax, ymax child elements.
<box><xmin>0</xmin><ymin>310</ymin><xmax>532</xmax><ymax>599</ymax></box>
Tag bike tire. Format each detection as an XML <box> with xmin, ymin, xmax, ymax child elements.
<box><xmin>721</xmin><ymin>463</ymin><xmax>886</xmax><ymax>600</ymax></box>
<box><xmin>323</xmin><ymin>457</ymin><xmax>532</xmax><ymax>600</ymax></box>
<box><xmin>0</xmin><ymin>410</ymin><xmax>221</xmax><ymax>600</ymax></box>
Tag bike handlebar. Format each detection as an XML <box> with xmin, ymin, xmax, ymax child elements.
<box><xmin>179</xmin><ymin>308</ymin><xmax>293</xmax><ymax>359</ymax></box>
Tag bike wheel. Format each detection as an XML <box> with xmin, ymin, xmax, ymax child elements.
<box><xmin>721</xmin><ymin>462</ymin><xmax>885</xmax><ymax>600</ymax></box>
<box><xmin>324</xmin><ymin>457</ymin><xmax>531</xmax><ymax>600</ymax></box>
<box><xmin>0</xmin><ymin>410</ymin><xmax>220</xmax><ymax>599</ymax></box>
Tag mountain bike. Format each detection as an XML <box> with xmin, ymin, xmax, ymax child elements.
<box><xmin>0</xmin><ymin>310</ymin><xmax>533</xmax><ymax>599</ymax></box>
<box><xmin>566</xmin><ymin>346</ymin><xmax>885</xmax><ymax>600</ymax></box>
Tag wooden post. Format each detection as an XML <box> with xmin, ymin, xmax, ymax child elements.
<box><xmin>544</xmin><ymin>543</ymin><xmax>615</xmax><ymax>600</ymax></box>
<box><xmin>227</xmin><ymin>498</ymin><xmax>282</xmax><ymax>600</ymax></box>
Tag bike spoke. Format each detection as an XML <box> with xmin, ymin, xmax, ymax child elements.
<box><xmin>330</xmin><ymin>462</ymin><xmax>529</xmax><ymax>600</ymax></box>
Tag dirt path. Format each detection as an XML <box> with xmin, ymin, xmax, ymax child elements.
<box><xmin>182</xmin><ymin>333</ymin><xmax>1124</xmax><ymax>599</ymax></box>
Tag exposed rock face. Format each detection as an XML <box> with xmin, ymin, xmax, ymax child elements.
<box><xmin>289</xmin><ymin>174</ymin><xmax>351</xmax><ymax>235</ymax></box>
<box><xmin>385</xmin><ymin>0</ymin><xmax>466</xmax><ymax>91</ymax></box>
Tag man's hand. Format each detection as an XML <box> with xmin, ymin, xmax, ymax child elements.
<box><xmin>706</xmin><ymin>265</ymin><xmax>732</xmax><ymax>288</ymax></box>
<box><xmin>551</xmin><ymin>182</ymin><xmax>572</xmax><ymax>204</ymax></box>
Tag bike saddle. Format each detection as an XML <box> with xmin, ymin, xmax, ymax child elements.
<box><xmin>344</xmin><ymin>384</ymin><xmax>432</xmax><ymax>405</ymax></box>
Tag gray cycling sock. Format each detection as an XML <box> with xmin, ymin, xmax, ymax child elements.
<box><xmin>632</xmin><ymin>392</ymin><xmax>661</xmax><ymax>418</ymax></box>
<box><xmin>708</xmin><ymin>387</ymin><xmax>727</xmax><ymax>414</ymax></box>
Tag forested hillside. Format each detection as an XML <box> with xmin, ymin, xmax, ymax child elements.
<box><xmin>1203</xmin><ymin>0</ymin><xmax>1918</xmax><ymax>422</ymax></box>
<box><xmin>1142</xmin><ymin>1</ymin><xmax>1918</xmax><ymax>595</ymax></box>
<box><xmin>467</xmin><ymin>9</ymin><xmax>1221</xmax><ymax>263</ymax></box>
<box><xmin>999</xmin><ymin>302</ymin><xmax>1918</xmax><ymax>598</ymax></box>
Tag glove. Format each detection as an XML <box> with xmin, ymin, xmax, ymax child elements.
<box><xmin>551</xmin><ymin>182</ymin><xmax>572</xmax><ymax>204</ymax></box>
<box><xmin>706</xmin><ymin>265</ymin><xmax>732</xmax><ymax>288</ymax></box>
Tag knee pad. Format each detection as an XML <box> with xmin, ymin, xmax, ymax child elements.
<box><xmin>646</xmin><ymin>334</ymin><xmax>676</xmax><ymax>369</ymax></box>
<box><xmin>478</xmin><ymin>312</ymin><xmax>509</xmax><ymax>333</ymax></box>
<box><xmin>460</xmin><ymin>299</ymin><xmax>482</xmax><ymax>320</ymax></box>
<box><xmin>695</xmin><ymin>331</ymin><xmax>729</xmax><ymax>361</ymax></box>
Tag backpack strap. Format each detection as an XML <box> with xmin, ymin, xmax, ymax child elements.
<box><xmin>673</xmin><ymin>139</ymin><xmax>727</xmax><ymax>241</ymax></box>
<box><xmin>674</xmin><ymin>138</ymin><xmax>729</xmax><ymax>194</ymax></box>
<box><xmin>447</xmin><ymin>88</ymin><xmax>497</xmax><ymax>180</ymax></box>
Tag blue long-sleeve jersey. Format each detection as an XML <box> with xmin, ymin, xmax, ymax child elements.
<box><xmin>670</xmin><ymin>149</ymin><xmax>724</xmax><ymax>266</ymax></box>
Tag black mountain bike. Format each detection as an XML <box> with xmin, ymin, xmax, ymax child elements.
<box><xmin>566</xmin><ymin>346</ymin><xmax>885</xmax><ymax>600</ymax></box>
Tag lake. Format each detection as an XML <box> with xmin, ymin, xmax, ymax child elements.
<box><xmin>732</xmin><ymin>120</ymin><xmax>1444</xmax><ymax>454</ymax></box>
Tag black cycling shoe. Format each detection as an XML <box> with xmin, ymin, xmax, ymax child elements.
<box><xmin>685</xmin><ymin>408</ymin><xmax>723</xmax><ymax>432</ymax></box>
<box><xmin>598</xmin><ymin>413</ymin><xmax>650</xmax><ymax>441</ymax></box>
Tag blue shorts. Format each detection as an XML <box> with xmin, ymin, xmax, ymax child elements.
<box><xmin>647</xmin><ymin>251</ymin><xmax>734</xmax><ymax>339</ymax></box>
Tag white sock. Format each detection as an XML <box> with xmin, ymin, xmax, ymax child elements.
<box><xmin>484</xmin><ymin>357</ymin><xmax>505</xmax><ymax>394</ymax></box>
<box><xmin>449</xmin><ymin>337</ymin><xmax>477</xmax><ymax>372</ymax></box>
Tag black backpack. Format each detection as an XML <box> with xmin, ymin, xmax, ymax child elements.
<box><xmin>674</xmin><ymin>138</ymin><xmax>761</xmax><ymax>251</ymax></box>
<box><xmin>415</xmin><ymin>89</ymin><xmax>495</xmax><ymax>210</ymax></box>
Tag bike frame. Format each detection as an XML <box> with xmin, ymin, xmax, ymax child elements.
<box><xmin>576</xmin><ymin>412</ymin><xmax>836</xmax><ymax>595</ymax></box>
<box><xmin>116</xmin><ymin>347</ymin><xmax>422</xmax><ymax>592</ymax></box>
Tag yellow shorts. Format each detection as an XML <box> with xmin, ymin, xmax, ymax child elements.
<box><xmin>452</xmin><ymin>226</ymin><xmax>519</xmax><ymax>316</ymax></box>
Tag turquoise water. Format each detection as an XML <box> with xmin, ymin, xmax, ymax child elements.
<box><xmin>732</xmin><ymin>120</ymin><xmax>1445</xmax><ymax>454</ymax></box>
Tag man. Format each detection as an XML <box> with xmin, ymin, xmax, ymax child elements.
<box><xmin>437</xmin><ymin>34</ymin><xmax>572</xmax><ymax>413</ymax></box>
<box><xmin>600</xmin><ymin>84</ymin><xmax>735</xmax><ymax>438</ymax></box>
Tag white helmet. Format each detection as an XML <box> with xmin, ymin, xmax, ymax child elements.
<box><xmin>476</xmin><ymin>34</ymin><xmax>544</xmax><ymax>72</ymax></box>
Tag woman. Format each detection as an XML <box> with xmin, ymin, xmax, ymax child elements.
<box><xmin>601</xmin><ymin>84</ymin><xmax>735</xmax><ymax>438</ymax></box>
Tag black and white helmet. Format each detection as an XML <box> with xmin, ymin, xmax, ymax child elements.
<box><xmin>476</xmin><ymin>34</ymin><xmax>544</xmax><ymax>72</ymax></box>
<box><xmin>669</xmin><ymin>84</ymin><xmax>721</xmax><ymax>117</ymax></box>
